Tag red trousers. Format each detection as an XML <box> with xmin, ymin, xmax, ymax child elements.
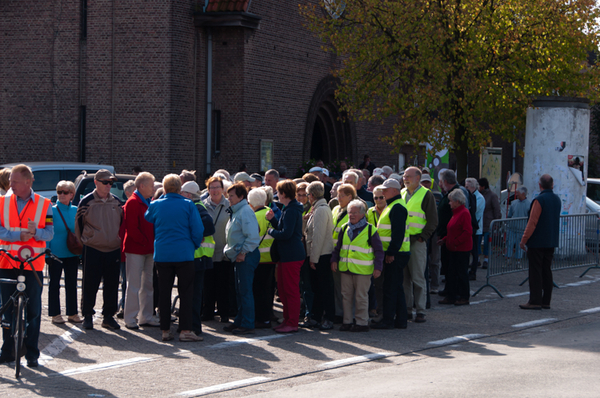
<box><xmin>277</xmin><ymin>260</ymin><xmax>303</xmax><ymax>327</ymax></box>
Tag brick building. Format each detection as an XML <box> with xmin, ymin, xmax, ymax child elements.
<box><xmin>0</xmin><ymin>0</ymin><xmax>520</xmax><ymax>184</ymax></box>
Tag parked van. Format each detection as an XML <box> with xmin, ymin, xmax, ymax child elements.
<box><xmin>0</xmin><ymin>162</ymin><xmax>114</xmax><ymax>200</ymax></box>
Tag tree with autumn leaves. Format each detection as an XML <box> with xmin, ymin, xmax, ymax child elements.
<box><xmin>302</xmin><ymin>0</ymin><xmax>600</xmax><ymax>179</ymax></box>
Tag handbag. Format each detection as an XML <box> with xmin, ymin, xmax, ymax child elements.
<box><xmin>56</xmin><ymin>207</ymin><xmax>83</xmax><ymax>255</ymax></box>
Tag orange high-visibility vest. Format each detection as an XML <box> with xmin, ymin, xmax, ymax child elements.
<box><xmin>0</xmin><ymin>193</ymin><xmax>51</xmax><ymax>271</ymax></box>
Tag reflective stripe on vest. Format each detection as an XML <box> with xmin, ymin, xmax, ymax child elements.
<box><xmin>194</xmin><ymin>201</ymin><xmax>216</xmax><ymax>258</ymax></box>
<box><xmin>338</xmin><ymin>224</ymin><xmax>376</xmax><ymax>275</ymax></box>
<box><xmin>332</xmin><ymin>205</ymin><xmax>349</xmax><ymax>242</ymax></box>
<box><xmin>255</xmin><ymin>208</ymin><xmax>274</xmax><ymax>263</ymax></box>
<box><xmin>401</xmin><ymin>187</ymin><xmax>428</xmax><ymax>235</ymax></box>
<box><xmin>0</xmin><ymin>193</ymin><xmax>51</xmax><ymax>271</ymax></box>
<box><xmin>377</xmin><ymin>198</ymin><xmax>410</xmax><ymax>252</ymax></box>
<box><xmin>366</xmin><ymin>207</ymin><xmax>381</xmax><ymax>226</ymax></box>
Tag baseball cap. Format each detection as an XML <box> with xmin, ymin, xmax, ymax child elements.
<box><xmin>250</xmin><ymin>173</ymin><xmax>263</xmax><ymax>183</ymax></box>
<box><xmin>420</xmin><ymin>174</ymin><xmax>432</xmax><ymax>183</ymax></box>
<box><xmin>181</xmin><ymin>181</ymin><xmax>200</xmax><ymax>195</ymax></box>
<box><xmin>372</xmin><ymin>168</ymin><xmax>384</xmax><ymax>176</ymax></box>
<box><xmin>422</xmin><ymin>166</ymin><xmax>431</xmax><ymax>174</ymax></box>
<box><xmin>388</xmin><ymin>173</ymin><xmax>402</xmax><ymax>182</ymax></box>
<box><xmin>322</xmin><ymin>168</ymin><xmax>329</xmax><ymax>177</ymax></box>
<box><xmin>309</xmin><ymin>166</ymin><xmax>323</xmax><ymax>174</ymax></box>
<box><xmin>95</xmin><ymin>169</ymin><xmax>117</xmax><ymax>181</ymax></box>
<box><xmin>234</xmin><ymin>172</ymin><xmax>255</xmax><ymax>183</ymax></box>
<box><xmin>381</xmin><ymin>179</ymin><xmax>401</xmax><ymax>190</ymax></box>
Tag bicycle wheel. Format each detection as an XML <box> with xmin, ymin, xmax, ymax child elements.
<box><xmin>14</xmin><ymin>295</ymin><xmax>25</xmax><ymax>378</ymax></box>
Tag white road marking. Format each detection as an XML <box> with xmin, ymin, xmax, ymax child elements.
<box><xmin>59</xmin><ymin>357</ymin><xmax>154</xmax><ymax>376</ymax></box>
<box><xmin>39</xmin><ymin>325</ymin><xmax>84</xmax><ymax>366</ymax></box>
<box><xmin>565</xmin><ymin>280</ymin><xmax>592</xmax><ymax>287</ymax></box>
<box><xmin>176</xmin><ymin>377</ymin><xmax>270</xmax><ymax>396</ymax></box>
<box><xmin>207</xmin><ymin>334</ymin><xmax>288</xmax><ymax>349</ymax></box>
<box><xmin>511</xmin><ymin>318</ymin><xmax>557</xmax><ymax>328</ymax></box>
<box><xmin>319</xmin><ymin>352</ymin><xmax>394</xmax><ymax>368</ymax></box>
<box><xmin>580</xmin><ymin>307</ymin><xmax>600</xmax><ymax>314</ymax></box>
<box><xmin>427</xmin><ymin>334</ymin><xmax>487</xmax><ymax>345</ymax></box>
<box><xmin>504</xmin><ymin>292</ymin><xmax>529</xmax><ymax>298</ymax></box>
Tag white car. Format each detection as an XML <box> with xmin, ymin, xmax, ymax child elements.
<box><xmin>0</xmin><ymin>162</ymin><xmax>114</xmax><ymax>200</ymax></box>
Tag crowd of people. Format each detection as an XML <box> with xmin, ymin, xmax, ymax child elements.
<box><xmin>0</xmin><ymin>158</ymin><xmax>561</xmax><ymax>367</ymax></box>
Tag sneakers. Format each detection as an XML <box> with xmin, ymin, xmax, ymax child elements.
<box><xmin>139</xmin><ymin>319</ymin><xmax>160</xmax><ymax>327</ymax></box>
<box><xmin>415</xmin><ymin>313</ymin><xmax>426</xmax><ymax>323</ymax></box>
<box><xmin>101</xmin><ymin>316</ymin><xmax>121</xmax><ymax>330</ymax></box>
<box><xmin>52</xmin><ymin>315</ymin><xmax>66</xmax><ymax>324</ymax></box>
<box><xmin>319</xmin><ymin>320</ymin><xmax>334</xmax><ymax>330</ymax></box>
<box><xmin>179</xmin><ymin>331</ymin><xmax>204</xmax><ymax>342</ymax></box>
<box><xmin>125</xmin><ymin>323</ymin><xmax>139</xmax><ymax>330</ymax></box>
<box><xmin>68</xmin><ymin>315</ymin><xmax>83</xmax><ymax>323</ymax></box>
<box><xmin>275</xmin><ymin>325</ymin><xmax>298</xmax><ymax>334</ymax></box>
<box><xmin>481</xmin><ymin>260</ymin><xmax>488</xmax><ymax>269</ymax></box>
<box><xmin>231</xmin><ymin>327</ymin><xmax>255</xmax><ymax>335</ymax></box>
<box><xmin>83</xmin><ymin>315</ymin><xmax>94</xmax><ymax>330</ymax></box>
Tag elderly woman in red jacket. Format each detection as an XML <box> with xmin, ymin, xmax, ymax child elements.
<box><xmin>438</xmin><ymin>189</ymin><xmax>472</xmax><ymax>306</ymax></box>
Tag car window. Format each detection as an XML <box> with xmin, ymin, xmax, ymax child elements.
<box><xmin>32</xmin><ymin>170</ymin><xmax>61</xmax><ymax>192</ymax></box>
<box><xmin>587</xmin><ymin>183</ymin><xmax>600</xmax><ymax>205</ymax></box>
<box><xmin>110</xmin><ymin>180</ymin><xmax>129</xmax><ymax>203</ymax></box>
<box><xmin>65</xmin><ymin>170</ymin><xmax>88</xmax><ymax>182</ymax></box>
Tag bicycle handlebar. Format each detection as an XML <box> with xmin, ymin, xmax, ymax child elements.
<box><xmin>0</xmin><ymin>248</ymin><xmax>62</xmax><ymax>287</ymax></box>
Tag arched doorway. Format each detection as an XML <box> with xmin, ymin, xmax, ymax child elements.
<box><xmin>304</xmin><ymin>76</ymin><xmax>356</xmax><ymax>164</ymax></box>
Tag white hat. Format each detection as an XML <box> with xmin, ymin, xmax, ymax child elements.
<box><xmin>420</xmin><ymin>174</ymin><xmax>432</xmax><ymax>183</ymax></box>
<box><xmin>181</xmin><ymin>181</ymin><xmax>200</xmax><ymax>195</ymax></box>
<box><xmin>234</xmin><ymin>172</ymin><xmax>255</xmax><ymax>183</ymax></box>
<box><xmin>389</xmin><ymin>173</ymin><xmax>402</xmax><ymax>182</ymax></box>
<box><xmin>381</xmin><ymin>179</ymin><xmax>401</xmax><ymax>190</ymax></box>
<box><xmin>372</xmin><ymin>168</ymin><xmax>384</xmax><ymax>176</ymax></box>
<box><xmin>322</xmin><ymin>168</ymin><xmax>329</xmax><ymax>177</ymax></box>
<box><xmin>309</xmin><ymin>166</ymin><xmax>323</xmax><ymax>174</ymax></box>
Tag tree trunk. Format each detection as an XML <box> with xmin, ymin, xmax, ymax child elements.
<box><xmin>454</xmin><ymin>125</ymin><xmax>469</xmax><ymax>182</ymax></box>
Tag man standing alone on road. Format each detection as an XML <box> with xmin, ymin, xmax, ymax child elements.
<box><xmin>519</xmin><ymin>174</ymin><xmax>560</xmax><ymax>310</ymax></box>
<box><xmin>76</xmin><ymin>170</ymin><xmax>124</xmax><ymax>330</ymax></box>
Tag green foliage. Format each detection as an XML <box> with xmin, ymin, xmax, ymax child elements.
<box><xmin>301</xmin><ymin>0</ymin><xmax>600</xmax><ymax>179</ymax></box>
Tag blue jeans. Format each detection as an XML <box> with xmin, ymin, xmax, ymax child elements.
<box><xmin>233</xmin><ymin>249</ymin><xmax>260</xmax><ymax>329</ymax></box>
<box><xmin>482</xmin><ymin>232</ymin><xmax>491</xmax><ymax>256</ymax></box>
<box><xmin>0</xmin><ymin>269</ymin><xmax>43</xmax><ymax>361</ymax></box>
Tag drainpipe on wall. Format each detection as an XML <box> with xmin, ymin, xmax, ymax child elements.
<box><xmin>206</xmin><ymin>28</ymin><xmax>213</xmax><ymax>176</ymax></box>
<box><xmin>110</xmin><ymin>0</ymin><xmax>115</xmax><ymax>165</ymax></box>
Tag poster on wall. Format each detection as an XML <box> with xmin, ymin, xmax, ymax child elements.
<box><xmin>426</xmin><ymin>144</ymin><xmax>449</xmax><ymax>193</ymax></box>
<box><xmin>260</xmin><ymin>140</ymin><xmax>273</xmax><ymax>172</ymax></box>
<box><xmin>568</xmin><ymin>154</ymin><xmax>585</xmax><ymax>186</ymax></box>
<box><xmin>480</xmin><ymin>147</ymin><xmax>502</xmax><ymax>198</ymax></box>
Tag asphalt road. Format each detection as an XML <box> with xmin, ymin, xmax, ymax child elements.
<box><xmin>1</xmin><ymin>265</ymin><xmax>600</xmax><ymax>397</ymax></box>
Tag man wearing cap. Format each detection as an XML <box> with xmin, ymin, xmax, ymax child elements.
<box><xmin>76</xmin><ymin>169</ymin><xmax>124</xmax><ymax>330</ymax></box>
<box><xmin>180</xmin><ymin>181</ymin><xmax>215</xmax><ymax>335</ymax></box>
<box><xmin>401</xmin><ymin>167</ymin><xmax>438</xmax><ymax>323</ymax></box>
<box><xmin>0</xmin><ymin>164</ymin><xmax>54</xmax><ymax>367</ymax></box>
<box><xmin>250</xmin><ymin>174</ymin><xmax>263</xmax><ymax>188</ymax></box>
<box><xmin>234</xmin><ymin>172</ymin><xmax>255</xmax><ymax>189</ymax></box>
<box><xmin>371</xmin><ymin>178</ymin><xmax>411</xmax><ymax>329</ymax></box>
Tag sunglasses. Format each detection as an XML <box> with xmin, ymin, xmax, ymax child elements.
<box><xmin>56</xmin><ymin>190</ymin><xmax>72</xmax><ymax>195</ymax></box>
<box><xmin>373</xmin><ymin>196</ymin><xmax>385</xmax><ymax>200</ymax></box>
<box><xmin>97</xmin><ymin>180</ymin><xmax>113</xmax><ymax>185</ymax></box>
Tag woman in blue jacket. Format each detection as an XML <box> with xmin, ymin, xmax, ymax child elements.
<box><xmin>48</xmin><ymin>181</ymin><xmax>82</xmax><ymax>324</ymax></box>
<box><xmin>222</xmin><ymin>183</ymin><xmax>260</xmax><ymax>335</ymax></box>
<box><xmin>145</xmin><ymin>174</ymin><xmax>204</xmax><ymax>342</ymax></box>
<box><xmin>266</xmin><ymin>180</ymin><xmax>306</xmax><ymax>333</ymax></box>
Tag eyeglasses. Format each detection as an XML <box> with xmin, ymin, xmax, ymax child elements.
<box><xmin>297</xmin><ymin>193</ymin><xmax>307</xmax><ymax>197</ymax></box>
<box><xmin>56</xmin><ymin>190</ymin><xmax>72</xmax><ymax>195</ymax></box>
<box><xmin>97</xmin><ymin>180</ymin><xmax>113</xmax><ymax>185</ymax></box>
<box><xmin>209</xmin><ymin>185</ymin><xmax>222</xmax><ymax>190</ymax></box>
<box><xmin>373</xmin><ymin>196</ymin><xmax>385</xmax><ymax>200</ymax></box>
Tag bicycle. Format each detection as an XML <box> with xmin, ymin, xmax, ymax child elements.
<box><xmin>0</xmin><ymin>246</ymin><xmax>61</xmax><ymax>378</ymax></box>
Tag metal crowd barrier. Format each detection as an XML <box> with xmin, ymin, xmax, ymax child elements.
<box><xmin>473</xmin><ymin>213</ymin><xmax>600</xmax><ymax>298</ymax></box>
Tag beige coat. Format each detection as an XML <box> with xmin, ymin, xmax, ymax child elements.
<box><xmin>304</xmin><ymin>198</ymin><xmax>334</xmax><ymax>264</ymax></box>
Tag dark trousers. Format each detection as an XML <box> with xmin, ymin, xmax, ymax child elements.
<box><xmin>527</xmin><ymin>247</ymin><xmax>554</xmax><ymax>306</ymax></box>
<box><xmin>300</xmin><ymin>259</ymin><xmax>314</xmax><ymax>318</ymax></box>
<box><xmin>192</xmin><ymin>258</ymin><xmax>206</xmax><ymax>334</ymax></box>
<box><xmin>447</xmin><ymin>251</ymin><xmax>471</xmax><ymax>301</ymax></box>
<box><xmin>253</xmin><ymin>262</ymin><xmax>275</xmax><ymax>324</ymax></box>
<box><xmin>203</xmin><ymin>261</ymin><xmax>234</xmax><ymax>321</ymax></box>
<box><xmin>81</xmin><ymin>246</ymin><xmax>121</xmax><ymax>318</ymax></box>
<box><xmin>0</xmin><ymin>269</ymin><xmax>43</xmax><ymax>361</ymax></box>
<box><xmin>156</xmin><ymin>261</ymin><xmax>195</xmax><ymax>331</ymax></box>
<box><xmin>309</xmin><ymin>254</ymin><xmax>335</xmax><ymax>323</ymax></box>
<box><xmin>119</xmin><ymin>261</ymin><xmax>127</xmax><ymax>311</ymax></box>
<box><xmin>440</xmin><ymin>244</ymin><xmax>450</xmax><ymax>277</ymax></box>
<box><xmin>382</xmin><ymin>255</ymin><xmax>409</xmax><ymax>327</ymax></box>
<box><xmin>48</xmin><ymin>256</ymin><xmax>80</xmax><ymax>317</ymax></box>
<box><xmin>469</xmin><ymin>234</ymin><xmax>481</xmax><ymax>275</ymax></box>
